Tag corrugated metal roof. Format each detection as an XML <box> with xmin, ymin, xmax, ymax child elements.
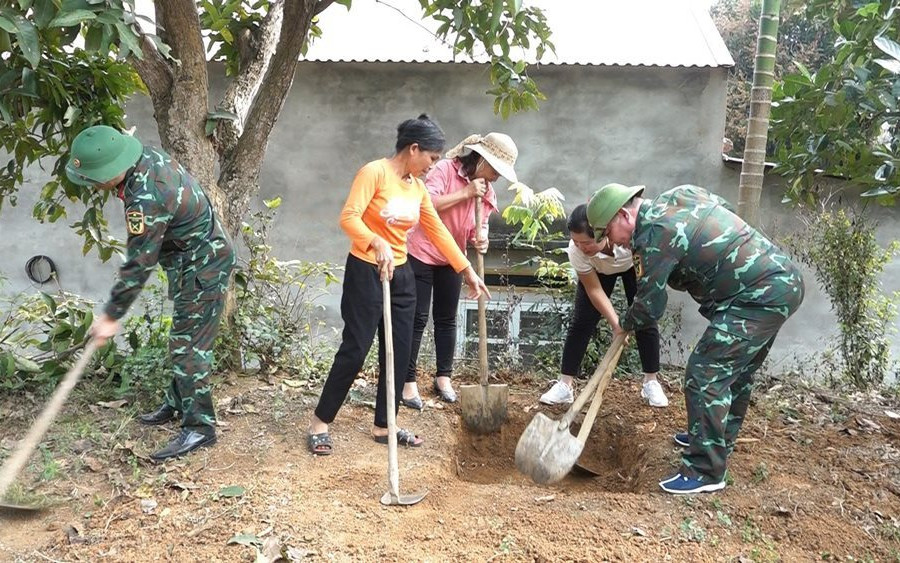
<box><xmin>302</xmin><ymin>0</ymin><xmax>734</xmax><ymax>68</ymax></box>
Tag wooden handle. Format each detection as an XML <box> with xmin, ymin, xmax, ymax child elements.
<box><xmin>0</xmin><ymin>340</ymin><xmax>97</xmax><ymax>500</ymax></box>
<box><xmin>475</xmin><ymin>197</ymin><xmax>488</xmax><ymax>387</ymax></box>
<box><xmin>576</xmin><ymin>336</ymin><xmax>627</xmax><ymax>444</ymax></box>
<box><xmin>381</xmin><ymin>279</ymin><xmax>400</xmax><ymax>499</ymax></box>
<box><xmin>559</xmin><ymin>332</ymin><xmax>628</xmax><ymax>429</ymax></box>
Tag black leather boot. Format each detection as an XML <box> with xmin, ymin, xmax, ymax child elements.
<box><xmin>149</xmin><ymin>428</ymin><xmax>217</xmax><ymax>461</ymax></box>
<box><xmin>137</xmin><ymin>404</ymin><xmax>179</xmax><ymax>426</ymax></box>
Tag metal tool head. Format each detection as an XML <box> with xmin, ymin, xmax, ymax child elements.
<box><xmin>380</xmin><ymin>489</ymin><xmax>429</xmax><ymax>506</ymax></box>
<box><xmin>571</xmin><ymin>462</ymin><xmax>601</xmax><ymax>477</ymax></box>
<box><xmin>459</xmin><ymin>383</ymin><xmax>508</xmax><ymax>434</ymax></box>
<box><xmin>514</xmin><ymin>412</ymin><xmax>585</xmax><ymax>485</ymax></box>
<box><xmin>0</xmin><ymin>501</ymin><xmax>45</xmax><ymax>514</ymax></box>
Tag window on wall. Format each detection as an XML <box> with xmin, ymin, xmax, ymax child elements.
<box><xmin>455</xmin><ymin>295</ymin><xmax>569</xmax><ymax>366</ymax></box>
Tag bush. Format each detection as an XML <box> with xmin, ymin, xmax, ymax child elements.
<box><xmin>0</xmin><ymin>281</ymin><xmax>96</xmax><ymax>391</ymax></box>
<box><xmin>0</xmin><ymin>271</ymin><xmax>171</xmax><ymax>400</ymax></box>
<box><xmin>216</xmin><ymin>197</ymin><xmax>339</xmax><ymax>380</ymax></box>
<box><xmin>788</xmin><ymin>207</ymin><xmax>899</xmax><ymax>389</ymax></box>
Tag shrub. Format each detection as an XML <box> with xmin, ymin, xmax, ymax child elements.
<box><xmin>788</xmin><ymin>206</ymin><xmax>899</xmax><ymax>389</ymax></box>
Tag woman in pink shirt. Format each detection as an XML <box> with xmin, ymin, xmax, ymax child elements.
<box><xmin>403</xmin><ymin>133</ymin><xmax>518</xmax><ymax>406</ymax></box>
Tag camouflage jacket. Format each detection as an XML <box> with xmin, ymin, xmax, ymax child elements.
<box><xmin>103</xmin><ymin>147</ymin><xmax>234</xmax><ymax>320</ymax></box>
<box><xmin>621</xmin><ymin>185</ymin><xmax>800</xmax><ymax>331</ymax></box>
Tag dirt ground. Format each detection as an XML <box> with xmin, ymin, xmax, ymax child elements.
<box><xmin>1</xmin><ymin>372</ymin><xmax>899</xmax><ymax>562</ymax></box>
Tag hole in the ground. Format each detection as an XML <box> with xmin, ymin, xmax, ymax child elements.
<box><xmin>453</xmin><ymin>386</ymin><xmax>675</xmax><ymax>493</ymax></box>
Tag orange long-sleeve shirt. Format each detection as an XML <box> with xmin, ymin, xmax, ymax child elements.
<box><xmin>339</xmin><ymin>159</ymin><xmax>471</xmax><ymax>273</ymax></box>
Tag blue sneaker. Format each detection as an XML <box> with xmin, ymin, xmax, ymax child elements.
<box><xmin>659</xmin><ymin>473</ymin><xmax>725</xmax><ymax>494</ymax></box>
<box><xmin>673</xmin><ymin>432</ymin><xmax>689</xmax><ymax>447</ymax></box>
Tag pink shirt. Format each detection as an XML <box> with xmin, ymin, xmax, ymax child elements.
<box><xmin>407</xmin><ymin>158</ymin><xmax>498</xmax><ymax>266</ymax></box>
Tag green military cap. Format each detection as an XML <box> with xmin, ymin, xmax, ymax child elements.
<box><xmin>586</xmin><ymin>183</ymin><xmax>645</xmax><ymax>241</ymax></box>
<box><xmin>65</xmin><ymin>125</ymin><xmax>142</xmax><ymax>186</ymax></box>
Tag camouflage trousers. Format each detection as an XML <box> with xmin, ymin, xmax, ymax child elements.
<box><xmin>162</xmin><ymin>265</ymin><xmax>232</xmax><ymax>431</ymax></box>
<box><xmin>681</xmin><ymin>270</ymin><xmax>805</xmax><ymax>481</ymax></box>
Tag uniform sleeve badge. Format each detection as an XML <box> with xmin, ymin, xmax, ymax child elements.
<box><xmin>126</xmin><ymin>210</ymin><xmax>146</xmax><ymax>235</ymax></box>
<box><xmin>633</xmin><ymin>252</ymin><xmax>644</xmax><ymax>279</ymax></box>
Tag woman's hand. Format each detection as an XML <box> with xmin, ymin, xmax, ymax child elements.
<box><xmin>611</xmin><ymin>320</ymin><xmax>629</xmax><ymax>341</ymax></box>
<box><xmin>371</xmin><ymin>237</ymin><xmax>394</xmax><ymax>280</ymax></box>
<box><xmin>472</xmin><ymin>236</ymin><xmax>489</xmax><ymax>254</ymax></box>
<box><xmin>466</xmin><ymin>178</ymin><xmax>487</xmax><ymax>199</ymax></box>
<box><xmin>90</xmin><ymin>313</ymin><xmax>121</xmax><ymax>346</ymax></box>
<box><xmin>462</xmin><ymin>267</ymin><xmax>491</xmax><ymax>300</ymax></box>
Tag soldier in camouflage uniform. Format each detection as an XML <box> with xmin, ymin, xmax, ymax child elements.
<box><xmin>65</xmin><ymin>125</ymin><xmax>235</xmax><ymax>461</ymax></box>
<box><xmin>587</xmin><ymin>183</ymin><xmax>804</xmax><ymax>494</ymax></box>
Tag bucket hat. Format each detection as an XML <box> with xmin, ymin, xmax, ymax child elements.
<box><xmin>445</xmin><ymin>132</ymin><xmax>518</xmax><ymax>183</ymax></box>
<box><xmin>66</xmin><ymin>125</ymin><xmax>143</xmax><ymax>186</ymax></box>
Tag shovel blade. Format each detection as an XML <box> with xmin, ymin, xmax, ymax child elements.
<box><xmin>571</xmin><ymin>462</ymin><xmax>601</xmax><ymax>477</ymax></box>
<box><xmin>515</xmin><ymin>412</ymin><xmax>585</xmax><ymax>485</ymax></box>
<box><xmin>459</xmin><ymin>384</ymin><xmax>508</xmax><ymax>434</ymax></box>
<box><xmin>380</xmin><ymin>489</ymin><xmax>428</xmax><ymax>506</ymax></box>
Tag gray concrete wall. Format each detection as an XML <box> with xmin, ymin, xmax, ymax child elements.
<box><xmin>2</xmin><ymin>61</ymin><xmax>897</xmax><ymax>377</ymax></box>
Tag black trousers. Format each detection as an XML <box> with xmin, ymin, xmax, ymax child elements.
<box><xmin>314</xmin><ymin>254</ymin><xmax>416</xmax><ymax>429</ymax></box>
<box><xmin>560</xmin><ymin>268</ymin><xmax>660</xmax><ymax>377</ymax></box>
<box><xmin>406</xmin><ymin>254</ymin><xmax>463</xmax><ymax>383</ymax></box>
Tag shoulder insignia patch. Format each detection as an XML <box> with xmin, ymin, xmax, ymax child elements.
<box><xmin>633</xmin><ymin>252</ymin><xmax>644</xmax><ymax>279</ymax></box>
<box><xmin>126</xmin><ymin>210</ymin><xmax>145</xmax><ymax>235</ymax></box>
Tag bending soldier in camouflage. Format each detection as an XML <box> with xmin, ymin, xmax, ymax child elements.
<box><xmin>66</xmin><ymin>125</ymin><xmax>235</xmax><ymax>461</ymax></box>
<box><xmin>587</xmin><ymin>183</ymin><xmax>804</xmax><ymax>494</ymax></box>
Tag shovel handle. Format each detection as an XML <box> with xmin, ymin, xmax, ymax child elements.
<box><xmin>382</xmin><ymin>279</ymin><xmax>401</xmax><ymax>499</ymax></box>
<box><xmin>576</xmin><ymin>335</ymin><xmax>627</xmax><ymax>444</ymax></box>
<box><xmin>0</xmin><ymin>340</ymin><xmax>97</xmax><ymax>500</ymax></box>
<box><xmin>559</xmin><ymin>332</ymin><xmax>627</xmax><ymax>429</ymax></box>
<box><xmin>475</xmin><ymin>197</ymin><xmax>488</xmax><ymax>387</ymax></box>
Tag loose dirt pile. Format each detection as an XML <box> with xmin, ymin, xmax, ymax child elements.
<box><xmin>1</xmin><ymin>375</ymin><xmax>898</xmax><ymax>561</ymax></box>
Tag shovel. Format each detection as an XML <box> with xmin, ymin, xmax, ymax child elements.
<box><xmin>571</xmin><ymin>335</ymin><xmax>627</xmax><ymax>477</ymax></box>
<box><xmin>0</xmin><ymin>340</ymin><xmax>98</xmax><ymax>512</ymax></box>
<box><xmin>459</xmin><ymin>197</ymin><xmax>507</xmax><ymax>434</ymax></box>
<box><xmin>515</xmin><ymin>332</ymin><xmax>627</xmax><ymax>485</ymax></box>
<box><xmin>379</xmin><ymin>278</ymin><xmax>428</xmax><ymax>506</ymax></box>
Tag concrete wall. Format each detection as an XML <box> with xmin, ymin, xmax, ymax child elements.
<box><xmin>2</xmin><ymin>61</ymin><xmax>898</xmax><ymax>376</ymax></box>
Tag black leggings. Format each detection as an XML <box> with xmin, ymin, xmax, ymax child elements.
<box><xmin>314</xmin><ymin>254</ymin><xmax>416</xmax><ymax>429</ymax></box>
<box><xmin>560</xmin><ymin>268</ymin><xmax>660</xmax><ymax>377</ymax></box>
<box><xmin>406</xmin><ymin>254</ymin><xmax>462</xmax><ymax>383</ymax></box>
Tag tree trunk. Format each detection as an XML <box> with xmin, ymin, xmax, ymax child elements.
<box><xmin>216</xmin><ymin>0</ymin><xmax>319</xmax><ymax>238</ymax></box>
<box><xmin>135</xmin><ymin>0</ymin><xmax>320</xmax><ymax>238</ymax></box>
<box><xmin>737</xmin><ymin>0</ymin><xmax>781</xmax><ymax>226</ymax></box>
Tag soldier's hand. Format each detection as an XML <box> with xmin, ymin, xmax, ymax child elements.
<box><xmin>90</xmin><ymin>313</ymin><xmax>121</xmax><ymax>346</ymax></box>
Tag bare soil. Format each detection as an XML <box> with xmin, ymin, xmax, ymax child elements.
<box><xmin>1</xmin><ymin>373</ymin><xmax>899</xmax><ymax>562</ymax></box>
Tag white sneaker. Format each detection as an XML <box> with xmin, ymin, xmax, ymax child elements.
<box><xmin>539</xmin><ymin>380</ymin><xmax>574</xmax><ymax>405</ymax></box>
<box><xmin>641</xmin><ymin>380</ymin><xmax>669</xmax><ymax>407</ymax></box>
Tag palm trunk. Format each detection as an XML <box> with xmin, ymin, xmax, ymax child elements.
<box><xmin>737</xmin><ymin>0</ymin><xmax>781</xmax><ymax>226</ymax></box>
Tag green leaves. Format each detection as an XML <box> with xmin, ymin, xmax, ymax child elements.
<box><xmin>787</xmin><ymin>208</ymin><xmax>900</xmax><ymax>389</ymax></box>
<box><xmin>198</xmin><ymin>0</ymin><xmax>271</xmax><ymax>76</ymax></box>
<box><xmin>501</xmin><ymin>183</ymin><xmax>566</xmax><ymax>247</ymax></box>
<box><xmin>772</xmin><ymin>0</ymin><xmax>900</xmax><ymax>207</ymax></box>
<box><xmin>218</xmin><ymin>485</ymin><xmax>246</xmax><ymax>498</ymax></box>
<box><xmin>49</xmin><ymin>9</ymin><xmax>97</xmax><ymax>28</ymax></box>
<box><xmin>11</xmin><ymin>15</ymin><xmax>40</xmax><ymax>68</ymax></box>
<box><xmin>420</xmin><ymin>0</ymin><xmax>554</xmax><ymax>118</ymax></box>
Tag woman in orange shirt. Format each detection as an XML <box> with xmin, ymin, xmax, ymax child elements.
<box><xmin>307</xmin><ymin>114</ymin><xmax>490</xmax><ymax>455</ymax></box>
